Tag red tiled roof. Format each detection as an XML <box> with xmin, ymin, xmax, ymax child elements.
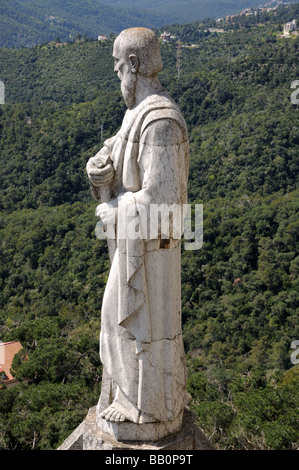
<box><xmin>0</xmin><ymin>341</ymin><xmax>23</xmax><ymax>382</ymax></box>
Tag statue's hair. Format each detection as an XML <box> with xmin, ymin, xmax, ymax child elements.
<box><xmin>115</xmin><ymin>28</ymin><xmax>163</xmax><ymax>77</ymax></box>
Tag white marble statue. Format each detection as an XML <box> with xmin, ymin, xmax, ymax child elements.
<box><xmin>86</xmin><ymin>27</ymin><xmax>189</xmax><ymax>439</ymax></box>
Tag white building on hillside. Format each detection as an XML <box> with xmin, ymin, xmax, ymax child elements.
<box><xmin>283</xmin><ymin>20</ymin><xmax>297</xmax><ymax>35</ymax></box>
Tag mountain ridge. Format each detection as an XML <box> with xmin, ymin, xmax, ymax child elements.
<box><xmin>1</xmin><ymin>0</ymin><xmax>298</xmax><ymax>48</ymax></box>
<box><xmin>0</xmin><ymin>0</ymin><xmax>173</xmax><ymax>48</ymax></box>
<box><xmin>101</xmin><ymin>0</ymin><xmax>299</xmax><ymax>23</ymax></box>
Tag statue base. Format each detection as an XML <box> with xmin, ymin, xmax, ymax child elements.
<box><xmin>57</xmin><ymin>406</ymin><xmax>214</xmax><ymax>450</ymax></box>
<box><xmin>96</xmin><ymin>407</ymin><xmax>184</xmax><ymax>442</ymax></box>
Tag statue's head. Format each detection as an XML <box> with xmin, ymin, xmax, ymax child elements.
<box><xmin>113</xmin><ymin>28</ymin><xmax>163</xmax><ymax>108</ymax></box>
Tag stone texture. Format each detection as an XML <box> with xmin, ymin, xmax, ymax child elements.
<box><xmin>58</xmin><ymin>407</ymin><xmax>214</xmax><ymax>451</ymax></box>
<box><xmin>57</xmin><ymin>421</ymin><xmax>84</xmax><ymax>451</ymax></box>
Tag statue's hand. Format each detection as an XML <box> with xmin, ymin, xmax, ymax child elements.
<box><xmin>86</xmin><ymin>157</ymin><xmax>114</xmax><ymax>188</ymax></box>
<box><xmin>95</xmin><ymin>202</ymin><xmax>117</xmax><ymax>226</ymax></box>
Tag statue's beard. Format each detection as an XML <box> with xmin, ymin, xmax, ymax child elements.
<box><xmin>121</xmin><ymin>73</ymin><xmax>137</xmax><ymax>109</ymax></box>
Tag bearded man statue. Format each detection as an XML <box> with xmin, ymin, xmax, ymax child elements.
<box><xmin>86</xmin><ymin>27</ymin><xmax>189</xmax><ymax>441</ymax></box>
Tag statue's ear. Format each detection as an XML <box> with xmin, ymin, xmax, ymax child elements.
<box><xmin>129</xmin><ymin>54</ymin><xmax>139</xmax><ymax>73</ymax></box>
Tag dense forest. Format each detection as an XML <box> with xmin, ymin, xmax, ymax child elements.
<box><xmin>0</xmin><ymin>5</ymin><xmax>298</xmax><ymax>450</ymax></box>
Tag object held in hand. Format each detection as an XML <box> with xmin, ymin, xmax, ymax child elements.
<box><xmin>88</xmin><ymin>161</ymin><xmax>114</xmax><ymax>187</ymax></box>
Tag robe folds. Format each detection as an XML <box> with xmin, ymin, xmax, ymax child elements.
<box><xmin>93</xmin><ymin>93</ymin><xmax>190</xmax><ymax>424</ymax></box>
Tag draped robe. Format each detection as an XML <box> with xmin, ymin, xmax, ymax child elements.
<box><xmin>92</xmin><ymin>93</ymin><xmax>189</xmax><ymax>424</ymax></box>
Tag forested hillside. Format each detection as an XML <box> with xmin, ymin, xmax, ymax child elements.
<box><xmin>2</xmin><ymin>0</ymin><xmax>298</xmax><ymax>49</ymax></box>
<box><xmin>0</xmin><ymin>0</ymin><xmax>173</xmax><ymax>49</ymax></box>
<box><xmin>0</xmin><ymin>7</ymin><xmax>298</xmax><ymax>450</ymax></box>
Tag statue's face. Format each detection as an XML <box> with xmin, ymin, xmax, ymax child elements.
<box><xmin>113</xmin><ymin>40</ymin><xmax>137</xmax><ymax>109</ymax></box>
<box><xmin>113</xmin><ymin>41</ymin><xmax>129</xmax><ymax>81</ymax></box>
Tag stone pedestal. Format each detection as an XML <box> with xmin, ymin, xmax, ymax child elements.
<box><xmin>58</xmin><ymin>407</ymin><xmax>214</xmax><ymax>451</ymax></box>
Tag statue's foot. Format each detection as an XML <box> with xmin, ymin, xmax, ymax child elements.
<box><xmin>100</xmin><ymin>405</ymin><xmax>127</xmax><ymax>423</ymax></box>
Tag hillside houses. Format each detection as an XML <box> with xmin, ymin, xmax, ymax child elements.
<box><xmin>283</xmin><ymin>19</ymin><xmax>297</xmax><ymax>34</ymax></box>
<box><xmin>217</xmin><ymin>1</ymin><xmax>288</xmax><ymax>23</ymax></box>
<box><xmin>160</xmin><ymin>31</ymin><xmax>172</xmax><ymax>43</ymax></box>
